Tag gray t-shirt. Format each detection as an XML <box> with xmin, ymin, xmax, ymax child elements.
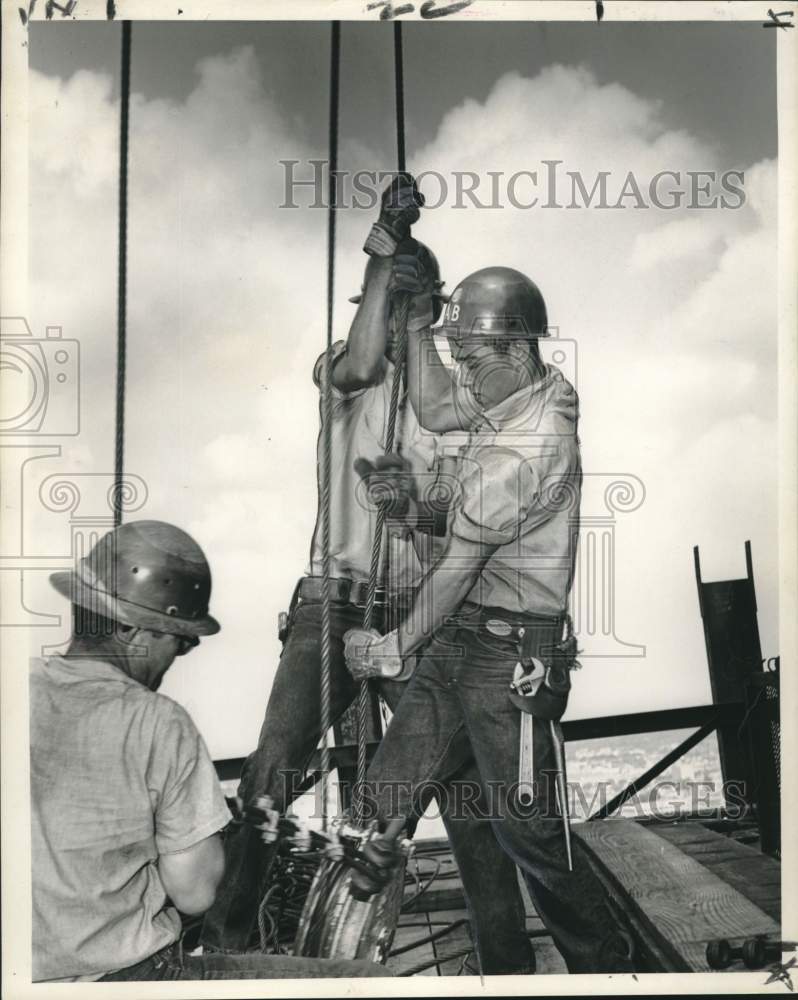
<box><xmin>30</xmin><ymin>655</ymin><xmax>231</xmax><ymax>982</ymax></box>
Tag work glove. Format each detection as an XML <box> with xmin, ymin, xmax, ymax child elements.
<box><xmin>243</xmin><ymin>794</ymin><xmax>281</xmax><ymax>844</ymax></box>
<box><xmin>349</xmin><ymin>835</ymin><xmax>402</xmax><ymax>901</ymax></box>
<box><xmin>343</xmin><ymin>628</ymin><xmax>409</xmax><ymax>681</ymax></box>
<box><xmin>364</xmin><ymin>173</ymin><xmax>425</xmax><ymax>258</ymax></box>
<box><xmin>392</xmin><ymin>238</ymin><xmax>441</xmax><ymax>332</ymax></box>
<box><xmin>354</xmin><ymin>453</ymin><xmax>416</xmax><ymax>519</ymax></box>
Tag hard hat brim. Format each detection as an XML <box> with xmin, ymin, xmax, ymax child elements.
<box><xmin>49</xmin><ymin>570</ymin><xmax>221</xmax><ymax>638</ymax></box>
<box><xmin>348</xmin><ymin>291</ymin><xmax>449</xmax><ymax>306</ymax></box>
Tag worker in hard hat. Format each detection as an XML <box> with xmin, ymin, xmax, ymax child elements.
<box><xmin>201</xmin><ymin>175</ymin><xmax>536</xmax><ymax>977</ymax></box>
<box><xmin>31</xmin><ymin>519</ymin><xmax>390</xmax><ymax>982</ymax></box>
<box><xmin>344</xmin><ymin>266</ymin><xmax>636</xmax><ymax>973</ymax></box>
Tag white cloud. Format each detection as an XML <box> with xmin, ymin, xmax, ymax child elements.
<box><xmin>27</xmin><ymin>53</ymin><xmax>778</xmax><ymax>757</ymax></box>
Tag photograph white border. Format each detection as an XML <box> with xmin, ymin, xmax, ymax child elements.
<box><xmin>1</xmin><ymin>1</ymin><xmax>795</xmax><ymax>996</ymax></box>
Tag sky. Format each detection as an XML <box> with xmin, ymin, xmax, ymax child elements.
<box><xmin>22</xmin><ymin>18</ymin><xmax>779</xmax><ymax>761</ymax></box>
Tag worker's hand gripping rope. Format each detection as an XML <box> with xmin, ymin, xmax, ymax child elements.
<box><xmin>354</xmin><ymin>453</ymin><xmax>416</xmax><ymax>521</ymax></box>
<box><xmin>363</xmin><ymin>173</ymin><xmax>425</xmax><ymax>257</ymax></box>
<box><xmin>343</xmin><ymin>628</ymin><xmax>412</xmax><ymax>681</ymax></box>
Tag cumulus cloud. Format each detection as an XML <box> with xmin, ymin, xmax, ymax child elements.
<box><xmin>26</xmin><ymin>52</ymin><xmax>777</xmax><ymax>757</ymax></box>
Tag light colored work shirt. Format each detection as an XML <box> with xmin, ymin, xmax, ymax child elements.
<box><xmin>30</xmin><ymin>655</ymin><xmax>231</xmax><ymax>982</ymax></box>
<box><xmin>448</xmin><ymin>364</ymin><xmax>582</xmax><ymax>616</ymax></box>
<box><xmin>307</xmin><ymin>341</ymin><xmax>438</xmax><ymax>592</ymax></box>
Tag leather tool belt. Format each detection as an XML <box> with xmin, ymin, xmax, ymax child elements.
<box><xmin>509</xmin><ymin>616</ymin><xmax>578</xmax><ymax>722</ymax></box>
<box><xmin>297</xmin><ymin>575</ymin><xmax>385</xmax><ymax>608</ymax></box>
<box><xmin>454</xmin><ymin>603</ymin><xmax>576</xmax><ymax>722</ymax></box>
<box><xmin>278</xmin><ymin>577</ymin><xmax>416</xmax><ymax>642</ymax></box>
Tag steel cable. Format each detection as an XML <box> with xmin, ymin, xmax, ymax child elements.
<box><xmin>319</xmin><ymin>22</ymin><xmax>341</xmax><ymax>831</ymax></box>
<box><xmin>353</xmin><ymin>295</ymin><xmax>410</xmax><ymax>823</ymax></box>
<box><xmin>113</xmin><ymin>21</ymin><xmax>131</xmax><ymax>527</ymax></box>
<box><xmin>352</xmin><ymin>27</ymin><xmax>410</xmax><ymax>823</ymax></box>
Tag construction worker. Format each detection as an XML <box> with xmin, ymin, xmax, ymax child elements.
<box><xmin>344</xmin><ymin>266</ymin><xmax>636</xmax><ymax>973</ymax></box>
<box><xmin>201</xmin><ymin>177</ymin><xmax>537</xmax><ymax>976</ymax></box>
<box><xmin>31</xmin><ymin>519</ymin><xmax>389</xmax><ymax>982</ymax></box>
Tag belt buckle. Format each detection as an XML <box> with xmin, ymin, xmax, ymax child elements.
<box><xmin>485</xmin><ymin>617</ymin><xmax>513</xmax><ymax>637</ymax></box>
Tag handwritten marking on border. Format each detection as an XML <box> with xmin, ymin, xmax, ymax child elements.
<box><xmin>367</xmin><ymin>0</ymin><xmax>474</xmax><ymax>19</ymax></box>
<box><xmin>764</xmin><ymin>956</ymin><xmax>796</xmax><ymax>991</ymax></box>
<box><xmin>763</xmin><ymin>8</ymin><xmax>795</xmax><ymax>27</ymax></box>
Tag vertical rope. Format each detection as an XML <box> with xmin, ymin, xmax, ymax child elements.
<box><xmin>319</xmin><ymin>22</ymin><xmax>340</xmax><ymax>831</ymax></box>
<box><xmin>113</xmin><ymin>21</ymin><xmax>131</xmax><ymax>527</ymax></box>
<box><xmin>352</xmin><ymin>23</ymin><xmax>410</xmax><ymax>826</ymax></box>
<box><xmin>393</xmin><ymin>23</ymin><xmax>406</xmax><ymax>174</ymax></box>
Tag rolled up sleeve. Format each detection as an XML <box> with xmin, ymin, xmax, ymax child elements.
<box><xmin>313</xmin><ymin>341</ymin><xmax>369</xmax><ymax>401</ymax></box>
<box><xmin>450</xmin><ymin>447</ymin><xmax>541</xmax><ymax>547</ymax></box>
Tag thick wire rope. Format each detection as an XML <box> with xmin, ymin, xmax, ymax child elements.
<box><xmin>113</xmin><ymin>21</ymin><xmax>131</xmax><ymax>527</ymax></box>
<box><xmin>394</xmin><ymin>23</ymin><xmax>406</xmax><ymax>173</ymax></box>
<box><xmin>352</xmin><ymin>23</ymin><xmax>410</xmax><ymax>826</ymax></box>
<box><xmin>319</xmin><ymin>22</ymin><xmax>341</xmax><ymax>832</ymax></box>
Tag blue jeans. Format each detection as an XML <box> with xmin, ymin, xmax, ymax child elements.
<box><xmin>200</xmin><ymin>590</ymin><xmax>533</xmax><ymax>975</ymax></box>
<box><xmin>99</xmin><ymin>941</ymin><xmax>389</xmax><ymax>980</ymax></box>
<box><xmin>364</xmin><ymin>614</ymin><xmax>635</xmax><ymax>975</ymax></box>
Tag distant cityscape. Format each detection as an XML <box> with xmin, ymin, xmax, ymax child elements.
<box><xmin>565</xmin><ymin>729</ymin><xmax>725</xmax><ymax>821</ymax></box>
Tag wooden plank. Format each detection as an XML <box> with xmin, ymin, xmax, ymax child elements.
<box><xmin>574</xmin><ymin>819</ymin><xmax>780</xmax><ymax>972</ymax></box>
<box><xmin>433</xmin><ymin>917</ymin><xmax>474</xmax><ymax>975</ymax></box>
<box><xmin>650</xmin><ymin>824</ymin><xmax>781</xmax><ymax>922</ymax></box>
<box><xmin>403</xmin><ymin>848</ymin><xmax>466</xmax><ymax>913</ymax></box>
<box><xmin>386</xmin><ymin>911</ymin><xmax>439</xmax><ymax>976</ymax></box>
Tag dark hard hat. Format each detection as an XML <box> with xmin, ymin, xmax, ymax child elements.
<box><xmin>439</xmin><ymin>266</ymin><xmax>549</xmax><ymax>340</ymax></box>
<box><xmin>50</xmin><ymin>520</ymin><xmax>220</xmax><ymax>637</ymax></box>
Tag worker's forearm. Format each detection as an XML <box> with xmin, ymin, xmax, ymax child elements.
<box><xmin>333</xmin><ymin>257</ymin><xmax>392</xmax><ymax>388</ymax></box>
<box><xmin>398</xmin><ymin>557</ymin><xmax>480</xmax><ymax>656</ymax></box>
<box><xmin>406</xmin><ymin>328</ymin><xmax>460</xmax><ymax>432</ymax></box>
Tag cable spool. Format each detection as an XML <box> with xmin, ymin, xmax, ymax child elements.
<box><xmin>293</xmin><ymin>833</ymin><xmax>408</xmax><ymax>963</ymax></box>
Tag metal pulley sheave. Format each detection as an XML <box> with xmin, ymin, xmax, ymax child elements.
<box><xmin>293</xmin><ymin>824</ymin><xmax>410</xmax><ymax>963</ymax></box>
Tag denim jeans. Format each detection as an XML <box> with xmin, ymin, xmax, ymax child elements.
<box><xmin>200</xmin><ymin>589</ymin><xmax>533</xmax><ymax>975</ymax></box>
<box><xmin>99</xmin><ymin>941</ymin><xmax>390</xmax><ymax>980</ymax></box>
<box><xmin>364</xmin><ymin>615</ymin><xmax>635</xmax><ymax>975</ymax></box>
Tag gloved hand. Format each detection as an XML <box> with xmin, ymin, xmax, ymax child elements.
<box><xmin>392</xmin><ymin>238</ymin><xmax>440</xmax><ymax>332</ymax></box>
<box><xmin>354</xmin><ymin>453</ymin><xmax>416</xmax><ymax>519</ymax></box>
<box><xmin>243</xmin><ymin>795</ymin><xmax>281</xmax><ymax>844</ymax></box>
<box><xmin>364</xmin><ymin>173</ymin><xmax>425</xmax><ymax>258</ymax></box>
<box><xmin>391</xmin><ymin>240</ymin><xmax>429</xmax><ymax>296</ymax></box>
<box><xmin>349</xmin><ymin>835</ymin><xmax>401</xmax><ymax>901</ymax></box>
<box><xmin>344</xmin><ymin>628</ymin><xmax>407</xmax><ymax>681</ymax></box>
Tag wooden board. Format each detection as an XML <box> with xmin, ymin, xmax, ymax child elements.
<box><xmin>574</xmin><ymin>819</ymin><xmax>780</xmax><ymax>972</ymax></box>
<box><xmin>430</xmin><ymin>908</ymin><xmax>475</xmax><ymax>975</ymax></box>
<box><xmin>388</xmin><ymin>918</ymin><xmax>438</xmax><ymax>976</ymax></box>
<box><xmin>648</xmin><ymin>823</ymin><xmax>781</xmax><ymax>922</ymax></box>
